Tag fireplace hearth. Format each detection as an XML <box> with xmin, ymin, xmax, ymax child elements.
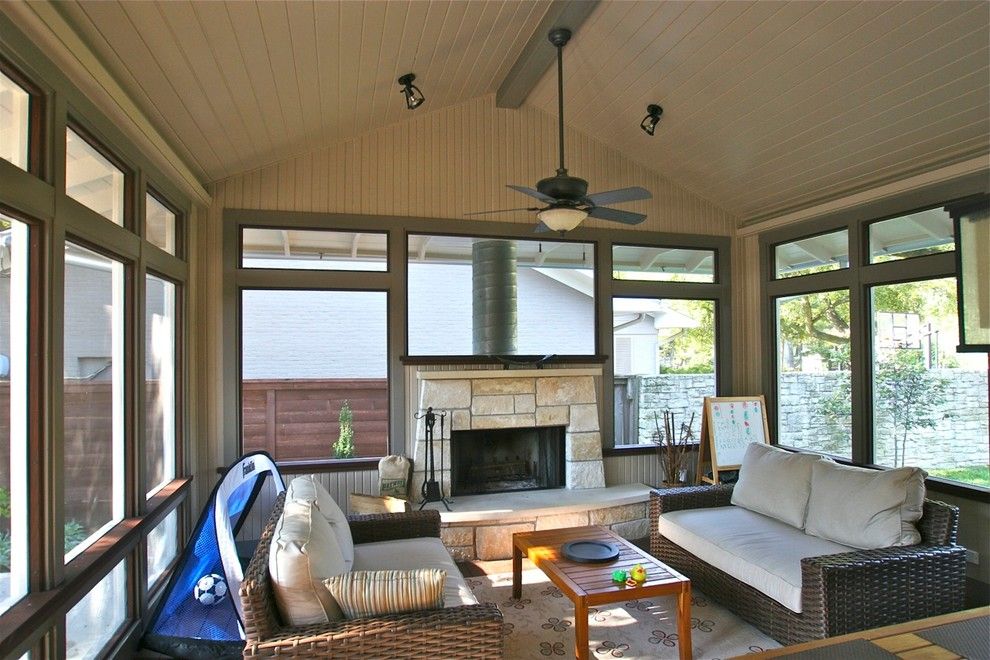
<box><xmin>451</xmin><ymin>426</ymin><xmax>564</xmax><ymax>496</ymax></box>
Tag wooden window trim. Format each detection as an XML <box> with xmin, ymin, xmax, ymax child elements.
<box><xmin>0</xmin><ymin>478</ymin><xmax>191</xmax><ymax>659</ymax></box>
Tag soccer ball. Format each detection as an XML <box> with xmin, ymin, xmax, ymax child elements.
<box><xmin>194</xmin><ymin>573</ymin><xmax>228</xmax><ymax>606</ymax></box>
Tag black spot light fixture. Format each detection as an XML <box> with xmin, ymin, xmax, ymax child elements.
<box><xmin>397</xmin><ymin>73</ymin><xmax>425</xmax><ymax>110</ymax></box>
<box><xmin>640</xmin><ymin>103</ymin><xmax>663</xmax><ymax>136</ymax></box>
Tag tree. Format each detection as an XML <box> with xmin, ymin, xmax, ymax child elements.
<box><xmin>818</xmin><ymin>349</ymin><xmax>950</xmax><ymax>466</ymax></box>
<box><xmin>658</xmin><ymin>300</ymin><xmax>715</xmax><ymax>373</ymax></box>
<box><xmin>332</xmin><ymin>400</ymin><xmax>355</xmax><ymax>459</ymax></box>
<box><xmin>873</xmin><ymin>350</ymin><xmax>950</xmax><ymax>467</ymax></box>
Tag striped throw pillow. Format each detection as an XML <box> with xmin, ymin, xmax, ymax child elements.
<box><xmin>324</xmin><ymin>569</ymin><xmax>445</xmax><ymax>619</ymax></box>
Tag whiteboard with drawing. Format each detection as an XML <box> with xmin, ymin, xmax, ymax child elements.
<box><xmin>698</xmin><ymin>396</ymin><xmax>770</xmax><ymax>480</ymax></box>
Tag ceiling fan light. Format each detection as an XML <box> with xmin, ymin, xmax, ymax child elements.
<box><xmin>538</xmin><ymin>207</ymin><xmax>588</xmax><ymax>232</ymax></box>
<box><xmin>397</xmin><ymin>73</ymin><xmax>425</xmax><ymax>110</ymax></box>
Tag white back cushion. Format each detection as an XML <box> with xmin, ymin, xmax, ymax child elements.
<box><xmin>288</xmin><ymin>475</ymin><xmax>354</xmax><ymax>570</ymax></box>
<box><xmin>730</xmin><ymin>442</ymin><xmax>822</xmax><ymax>528</ymax></box>
<box><xmin>269</xmin><ymin>498</ymin><xmax>346</xmax><ymax>625</ymax></box>
<box><xmin>805</xmin><ymin>461</ymin><xmax>926</xmax><ymax>549</ymax></box>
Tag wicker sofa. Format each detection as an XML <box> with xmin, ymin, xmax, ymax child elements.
<box><xmin>240</xmin><ymin>492</ymin><xmax>503</xmax><ymax>657</ymax></box>
<box><xmin>649</xmin><ymin>483</ymin><xmax>966</xmax><ymax>645</ymax></box>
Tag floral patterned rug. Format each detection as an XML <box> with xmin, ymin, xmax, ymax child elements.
<box><xmin>466</xmin><ymin>568</ymin><xmax>781</xmax><ymax>659</ymax></box>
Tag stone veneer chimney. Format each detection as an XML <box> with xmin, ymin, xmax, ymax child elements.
<box><xmin>411</xmin><ymin>367</ymin><xmax>606</xmax><ymax>501</ymax></box>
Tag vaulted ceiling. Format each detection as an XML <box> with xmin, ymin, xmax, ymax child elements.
<box><xmin>50</xmin><ymin>1</ymin><xmax>990</xmax><ymax>223</ymax></box>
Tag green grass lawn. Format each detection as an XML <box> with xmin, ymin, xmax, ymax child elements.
<box><xmin>927</xmin><ymin>466</ymin><xmax>990</xmax><ymax>488</ymax></box>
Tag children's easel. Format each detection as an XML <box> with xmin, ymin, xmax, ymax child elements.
<box><xmin>696</xmin><ymin>395</ymin><xmax>770</xmax><ymax>484</ymax></box>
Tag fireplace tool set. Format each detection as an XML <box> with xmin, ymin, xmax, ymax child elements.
<box><xmin>415</xmin><ymin>406</ymin><xmax>451</xmax><ymax>510</ymax></box>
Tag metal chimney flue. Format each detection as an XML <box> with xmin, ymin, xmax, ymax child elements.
<box><xmin>472</xmin><ymin>240</ymin><xmax>518</xmax><ymax>354</ymax></box>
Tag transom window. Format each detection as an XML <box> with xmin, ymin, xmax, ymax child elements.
<box><xmin>407</xmin><ymin>234</ymin><xmax>595</xmax><ymax>356</ymax></box>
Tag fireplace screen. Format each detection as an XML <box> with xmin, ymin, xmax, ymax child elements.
<box><xmin>450</xmin><ymin>426</ymin><xmax>565</xmax><ymax>496</ymax></box>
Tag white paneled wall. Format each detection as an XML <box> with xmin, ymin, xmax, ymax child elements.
<box><xmin>210</xmin><ymin>95</ymin><xmax>735</xmax><ymax>236</ymax></box>
<box><xmin>205</xmin><ymin>95</ymin><xmax>738</xmax><ymax>503</ymax></box>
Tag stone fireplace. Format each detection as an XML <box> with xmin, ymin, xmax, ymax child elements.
<box><xmin>411</xmin><ymin>367</ymin><xmax>606</xmax><ymax>501</ymax></box>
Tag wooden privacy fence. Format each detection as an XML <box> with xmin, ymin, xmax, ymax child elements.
<box><xmin>241</xmin><ymin>379</ymin><xmax>388</xmax><ymax>461</ymax></box>
<box><xmin>0</xmin><ymin>381</ymin><xmax>166</xmax><ymax>534</ymax></box>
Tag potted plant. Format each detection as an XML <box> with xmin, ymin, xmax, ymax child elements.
<box><xmin>652</xmin><ymin>410</ymin><xmax>694</xmax><ymax>487</ymax></box>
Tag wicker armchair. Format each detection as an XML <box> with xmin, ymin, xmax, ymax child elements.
<box><xmin>649</xmin><ymin>485</ymin><xmax>966</xmax><ymax>646</ymax></box>
<box><xmin>240</xmin><ymin>492</ymin><xmax>504</xmax><ymax>658</ymax></box>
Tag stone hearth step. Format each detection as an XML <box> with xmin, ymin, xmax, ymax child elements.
<box><xmin>421</xmin><ymin>484</ymin><xmax>652</xmax><ymax>561</ymax></box>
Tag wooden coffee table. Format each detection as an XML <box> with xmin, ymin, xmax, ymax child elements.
<box><xmin>512</xmin><ymin>525</ymin><xmax>693</xmax><ymax>660</ymax></box>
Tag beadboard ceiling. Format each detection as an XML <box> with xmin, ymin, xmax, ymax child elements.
<box><xmin>54</xmin><ymin>0</ymin><xmax>989</xmax><ymax>224</ymax></box>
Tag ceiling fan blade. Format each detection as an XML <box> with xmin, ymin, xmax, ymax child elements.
<box><xmin>587</xmin><ymin>206</ymin><xmax>647</xmax><ymax>225</ymax></box>
<box><xmin>464</xmin><ymin>207</ymin><xmax>539</xmax><ymax>216</ymax></box>
<box><xmin>507</xmin><ymin>184</ymin><xmax>556</xmax><ymax>203</ymax></box>
<box><xmin>585</xmin><ymin>186</ymin><xmax>652</xmax><ymax>206</ymax></box>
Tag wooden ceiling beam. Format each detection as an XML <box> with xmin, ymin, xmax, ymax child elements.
<box><xmin>495</xmin><ymin>0</ymin><xmax>600</xmax><ymax>109</ymax></box>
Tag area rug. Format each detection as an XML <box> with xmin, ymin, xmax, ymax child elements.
<box><xmin>466</xmin><ymin>569</ymin><xmax>781</xmax><ymax>659</ymax></box>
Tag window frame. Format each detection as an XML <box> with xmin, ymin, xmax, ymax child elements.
<box><xmin>761</xmin><ymin>186</ymin><xmax>990</xmax><ymax>500</ymax></box>
<box><xmin>0</xmin><ymin>18</ymin><xmax>193</xmax><ymax>657</ymax></box>
<box><xmin>405</xmin><ymin>230</ymin><xmax>600</xmax><ymax>359</ymax></box>
<box><xmin>0</xmin><ymin>54</ymin><xmax>45</xmax><ymax>179</ymax></box>
<box><xmin>224</xmin><ymin>211</ymin><xmax>732</xmax><ymax>465</ymax></box>
<box><xmin>238</xmin><ymin>285</ymin><xmax>391</xmax><ymax>465</ymax></box>
<box><xmin>145</xmin><ymin>188</ymin><xmax>184</xmax><ymax>260</ymax></box>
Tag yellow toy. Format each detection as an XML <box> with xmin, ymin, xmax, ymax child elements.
<box><xmin>630</xmin><ymin>564</ymin><xmax>647</xmax><ymax>582</ymax></box>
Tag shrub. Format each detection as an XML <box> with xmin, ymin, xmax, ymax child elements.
<box><xmin>333</xmin><ymin>400</ymin><xmax>355</xmax><ymax>459</ymax></box>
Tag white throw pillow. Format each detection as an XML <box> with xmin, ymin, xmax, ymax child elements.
<box><xmin>288</xmin><ymin>475</ymin><xmax>355</xmax><ymax>570</ymax></box>
<box><xmin>269</xmin><ymin>498</ymin><xmax>347</xmax><ymax>625</ymax></box>
<box><xmin>805</xmin><ymin>461</ymin><xmax>926</xmax><ymax>550</ymax></box>
<box><xmin>730</xmin><ymin>442</ymin><xmax>823</xmax><ymax>528</ymax></box>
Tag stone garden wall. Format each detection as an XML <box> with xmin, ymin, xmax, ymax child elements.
<box><xmin>630</xmin><ymin>370</ymin><xmax>988</xmax><ymax>469</ymax></box>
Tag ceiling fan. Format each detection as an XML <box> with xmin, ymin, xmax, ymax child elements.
<box><xmin>467</xmin><ymin>27</ymin><xmax>652</xmax><ymax>233</ymax></box>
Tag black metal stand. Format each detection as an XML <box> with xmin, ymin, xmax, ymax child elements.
<box><xmin>415</xmin><ymin>407</ymin><xmax>451</xmax><ymax>511</ymax></box>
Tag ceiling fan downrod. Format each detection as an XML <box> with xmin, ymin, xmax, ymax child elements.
<box><xmin>549</xmin><ymin>27</ymin><xmax>571</xmax><ymax>176</ymax></box>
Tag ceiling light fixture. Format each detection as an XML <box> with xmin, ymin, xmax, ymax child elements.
<box><xmin>537</xmin><ymin>206</ymin><xmax>588</xmax><ymax>232</ymax></box>
<box><xmin>397</xmin><ymin>73</ymin><xmax>425</xmax><ymax>110</ymax></box>
<box><xmin>640</xmin><ymin>104</ymin><xmax>663</xmax><ymax>136</ymax></box>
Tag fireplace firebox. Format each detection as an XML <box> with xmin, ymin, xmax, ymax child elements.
<box><xmin>450</xmin><ymin>426</ymin><xmax>565</xmax><ymax>496</ymax></box>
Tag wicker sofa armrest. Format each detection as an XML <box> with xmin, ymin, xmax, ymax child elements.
<box><xmin>650</xmin><ymin>484</ymin><xmax>734</xmax><ymax>516</ymax></box>
<box><xmin>243</xmin><ymin>604</ymin><xmax>504</xmax><ymax>658</ymax></box>
<box><xmin>347</xmin><ymin>509</ymin><xmax>441</xmax><ymax>544</ymax></box>
<box><xmin>801</xmin><ymin>543</ymin><xmax>967</xmax><ymax>636</ymax></box>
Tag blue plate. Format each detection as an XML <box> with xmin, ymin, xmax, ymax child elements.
<box><xmin>561</xmin><ymin>540</ymin><xmax>620</xmax><ymax>563</ymax></box>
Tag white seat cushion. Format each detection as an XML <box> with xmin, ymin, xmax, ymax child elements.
<box><xmin>353</xmin><ymin>537</ymin><xmax>479</xmax><ymax>608</ymax></box>
<box><xmin>657</xmin><ymin>506</ymin><xmax>855</xmax><ymax>613</ymax></box>
<box><xmin>731</xmin><ymin>442</ymin><xmax>823</xmax><ymax>529</ymax></box>
<box><xmin>287</xmin><ymin>475</ymin><xmax>355</xmax><ymax>570</ymax></box>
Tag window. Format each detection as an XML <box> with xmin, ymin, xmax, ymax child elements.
<box><xmin>407</xmin><ymin>235</ymin><xmax>595</xmax><ymax>355</ymax></box>
<box><xmin>0</xmin><ymin>69</ymin><xmax>30</xmax><ymax>170</ymax></box>
<box><xmin>241</xmin><ymin>228</ymin><xmax>387</xmax><ymax>271</ymax></box>
<box><xmin>146</xmin><ymin>193</ymin><xmax>177</xmax><ymax>256</ymax></box>
<box><xmin>241</xmin><ymin>289</ymin><xmax>388</xmax><ymax>460</ymax></box>
<box><xmin>66</xmin><ymin>559</ymin><xmax>128</xmax><ymax>658</ymax></box>
<box><xmin>775</xmin><ymin>290</ymin><xmax>851</xmax><ymax>458</ymax></box>
<box><xmin>871</xmin><ymin>279</ymin><xmax>988</xmax><ymax>486</ymax></box>
<box><xmin>63</xmin><ymin>243</ymin><xmax>124</xmax><ymax>560</ymax></box>
<box><xmin>146</xmin><ymin>274</ymin><xmax>176</xmax><ymax>498</ymax></box>
<box><xmin>613</xmin><ymin>298</ymin><xmax>715</xmax><ymax>446</ymax></box>
<box><xmin>0</xmin><ymin>214</ymin><xmax>28</xmax><ymax>614</ymax></box>
<box><xmin>764</xmin><ymin>195</ymin><xmax>988</xmax><ymax>491</ymax></box>
<box><xmin>774</xmin><ymin>229</ymin><xmax>848</xmax><ymax>279</ymax></box>
<box><xmin>869</xmin><ymin>209</ymin><xmax>954</xmax><ymax>263</ymax></box>
<box><xmin>65</xmin><ymin>127</ymin><xmax>125</xmax><ymax>226</ymax></box>
<box><xmin>612</xmin><ymin>245</ymin><xmax>715</xmax><ymax>282</ymax></box>
<box><xmin>147</xmin><ymin>510</ymin><xmax>178</xmax><ymax>589</ymax></box>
